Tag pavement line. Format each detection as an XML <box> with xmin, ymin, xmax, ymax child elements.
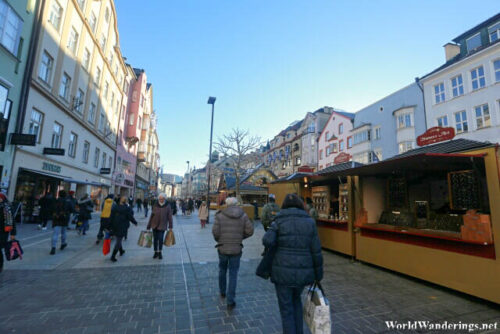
<box><xmin>179</xmin><ymin>232</ymin><xmax>195</xmax><ymax>334</ymax></box>
<box><xmin>23</xmin><ymin>237</ymin><xmax>52</xmax><ymax>248</ymax></box>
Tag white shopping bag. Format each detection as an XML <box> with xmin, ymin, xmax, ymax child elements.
<box><xmin>303</xmin><ymin>282</ymin><xmax>331</xmax><ymax>334</ymax></box>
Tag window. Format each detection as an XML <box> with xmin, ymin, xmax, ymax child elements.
<box><xmin>488</xmin><ymin>21</ymin><xmax>500</xmax><ymax>42</ymax></box>
<box><xmin>67</xmin><ymin>27</ymin><xmax>78</xmax><ymax>54</ymax></box>
<box><xmin>397</xmin><ymin>113</ymin><xmax>412</xmax><ymax>129</ymax></box>
<box><xmin>339</xmin><ymin>140</ymin><xmax>345</xmax><ymax>151</ymax></box>
<box><xmin>75</xmin><ymin>89</ymin><xmax>84</xmax><ymax>113</ymax></box>
<box><xmin>434</xmin><ymin>82</ymin><xmax>445</xmax><ymax>103</ymax></box>
<box><xmin>353</xmin><ymin>130</ymin><xmax>370</xmax><ymax>145</ymax></box>
<box><xmin>494</xmin><ymin>59</ymin><xmax>500</xmax><ymax>83</ymax></box>
<box><xmin>102</xmin><ymin>152</ymin><xmax>107</xmax><ymax>168</ymax></box>
<box><xmin>59</xmin><ymin>73</ymin><xmax>71</xmax><ymax>101</ymax></box>
<box><xmin>99</xmin><ymin>112</ymin><xmax>105</xmax><ymax>132</ymax></box>
<box><xmin>140</xmin><ymin>94</ymin><xmax>144</xmax><ymax>107</ymax></box>
<box><xmin>347</xmin><ymin>137</ymin><xmax>353</xmax><ymax>148</ymax></box>
<box><xmin>87</xmin><ymin>102</ymin><xmax>96</xmax><ymax>124</ymax></box>
<box><xmin>129</xmin><ymin>113</ymin><xmax>134</xmax><ymax>126</ymax></box>
<box><xmin>307</xmin><ymin>123</ymin><xmax>315</xmax><ymax>133</ymax></box>
<box><xmin>295</xmin><ymin>156</ymin><xmax>301</xmax><ymax>165</ymax></box>
<box><xmin>68</xmin><ymin>132</ymin><xmax>77</xmax><ymax>157</ymax></box>
<box><xmin>451</xmin><ymin>75</ymin><xmax>464</xmax><ymax>97</ymax></box>
<box><xmin>82</xmin><ymin>48</ymin><xmax>90</xmax><ymax>70</ymax></box>
<box><xmin>0</xmin><ymin>85</ymin><xmax>7</xmax><ymax>120</ymax></box>
<box><xmin>76</xmin><ymin>0</ymin><xmax>85</xmax><ymax>10</ymax></box>
<box><xmin>100</xmin><ymin>34</ymin><xmax>106</xmax><ymax>50</ymax></box>
<box><xmin>28</xmin><ymin>109</ymin><xmax>43</xmax><ymax>142</ymax></box>
<box><xmin>339</xmin><ymin>123</ymin><xmax>344</xmax><ymax>135</ymax></box>
<box><xmin>108</xmin><ymin>157</ymin><xmax>112</xmax><ymax>169</ymax></box>
<box><xmin>0</xmin><ymin>0</ymin><xmax>23</xmax><ymax>56</ymax></box>
<box><xmin>38</xmin><ymin>51</ymin><xmax>53</xmax><ymax>83</ymax></box>
<box><xmin>121</xmin><ymin>106</ymin><xmax>125</xmax><ymax>120</ymax></box>
<box><xmin>103</xmin><ymin>81</ymin><xmax>109</xmax><ymax>100</ymax></box>
<box><xmin>319</xmin><ymin>149</ymin><xmax>323</xmax><ymax>159</ymax></box>
<box><xmin>110</xmin><ymin>92</ymin><xmax>115</xmax><ymax>107</ymax></box>
<box><xmin>51</xmin><ymin>122</ymin><xmax>62</xmax><ymax>148</ymax></box>
<box><xmin>109</xmin><ymin>52</ymin><xmax>114</xmax><ymax>66</ymax></box>
<box><xmin>398</xmin><ymin>141</ymin><xmax>413</xmax><ymax>154</ymax></box>
<box><xmin>475</xmin><ymin>104</ymin><xmax>491</xmax><ymax>129</ymax></box>
<box><xmin>48</xmin><ymin>1</ymin><xmax>62</xmax><ymax>31</ymax></box>
<box><xmin>82</xmin><ymin>141</ymin><xmax>90</xmax><ymax>163</ymax></box>
<box><xmin>104</xmin><ymin>7</ymin><xmax>110</xmax><ymax>23</ymax></box>
<box><xmin>94</xmin><ymin>148</ymin><xmax>100</xmax><ymax>168</ymax></box>
<box><xmin>325</xmin><ymin>146</ymin><xmax>330</xmax><ymax>156</ymax></box>
<box><xmin>466</xmin><ymin>33</ymin><xmax>481</xmax><ymax>52</ymax></box>
<box><xmin>471</xmin><ymin>66</ymin><xmax>485</xmax><ymax>90</ymax></box>
<box><xmin>374</xmin><ymin>126</ymin><xmax>381</xmax><ymax>140</ymax></box>
<box><xmin>94</xmin><ymin>67</ymin><xmax>101</xmax><ymax>84</ymax></box>
<box><xmin>454</xmin><ymin>111</ymin><xmax>468</xmax><ymax>133</ymax></box>
<box><xmin>138</xmin><ymin>116</ymin><xmax>142</xmax><ymax>129</ymax></box>
<box><xmin>89</xmin><ymin>12</ymin><xmax>96</xmax><ymax>33</ymax></box>
<box><xmin>437</xmin><ymin>115</ymin><xmax>448</xmax><ymax>127</ymax></box>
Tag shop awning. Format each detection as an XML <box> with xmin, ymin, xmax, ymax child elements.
<box><xmin>335</xmin><ymin>153</ymin><xmax>486</xmax><ymax>177</ymax></box>
<box><xmin>19</xmin><ymin>168</ymin><xmax>67</xmax><ymax>180</ymax></box>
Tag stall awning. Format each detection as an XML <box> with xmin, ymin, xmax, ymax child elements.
<box><xmin>19</xmin><ymin>168</ymin><xmax>67</xmax><ymax>180</ymax></box>
<box><xmin>335</xmin><ymin>153</ymin><xmax>486</xmax><ymax>177</ymax></box>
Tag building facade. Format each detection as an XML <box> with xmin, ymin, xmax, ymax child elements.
<box><xmin>317</xmin><ymin>110</ymin><xmax>355</xmax><ymax>170</ymax></box>
<box><xmin>420</xmin><ymin>14</ymin><xmax>500</xmax><ymax>144</ymax></box>
<box><xmin>299</xmin><ymin>107</ymin><xmax>333</xmax><ymax>171</ymax></box>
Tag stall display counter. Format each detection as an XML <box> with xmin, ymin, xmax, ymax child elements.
<box><xmin>317</xmin><ymin>218</ymin><xmax>348</xmax><ymax>231</ymax></box>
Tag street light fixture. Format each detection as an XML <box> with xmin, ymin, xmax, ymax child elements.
<box><xmin>206</xmin><ymin>96</ymin><xmax>216</xmax><ymax>223</ymax></box>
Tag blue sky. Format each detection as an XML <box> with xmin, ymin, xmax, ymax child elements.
<box><xmin>115</xmin><ymin>1</ymin><xmax>497</xmax><ymax>176</ymax></box>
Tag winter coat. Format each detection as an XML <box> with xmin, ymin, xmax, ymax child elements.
<box><xmin>52</xmin><ymin>197</ymin><xmax>73</xmax><ymax>227</ymax></box>
<box><xmin>147</xmin><ymin>202</ymin><xmax>173</xmax><ymax>231</ymax></box>
<box><xmin>0</xmin><ymin>202</ymin><xmax>16</xmax><ymax>248</ymax></box>
<box><xmin>39</xmin><ymin>194</ymin><xmax>55</xmax><ymax>219</ymax></box>
<box><xmin>213</xmin><ymin>206</ymin><xmax>254</xmax><ymax>255</ymax></box>
<box><xmin>198</xmin><ymin>205</ymin><xmax>209</xmax><ymax>220</ymax></box>
<box><xmin>78</xmin><ymin>197</ymin><xmax>93</xmax><ymax>221</ymax></box>
<box><xmin>110</xmin><ymin>204</ymin><xmax>137</xmax><ymax>237</ymax></box>
<box><xmin>263</xmin><ymin>207</ymin><xmax>323</xmax><ymax>287</ymax></box>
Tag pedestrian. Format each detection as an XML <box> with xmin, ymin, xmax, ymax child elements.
<box><xmin>212</xmin><ymin>197</ymin><xmax>254</xmax><ymax>310</ymax></box>
<box><xmin>128</xmin><ymin>195</ymin><xmax>133</xmax><ymax>207</ymax></box>
<box><xmin>261</xmin><ymin>194</ymin><xmax>280</xmax><ymax>231</ymax></box>
<box><xmin>181</xmin><ymin>200</ymin><xmax>186</xmax><ymax>215</ymax></box>
<box><xmin>77</xmin><ymin>194</ymin><xmax>93</xmax><ymax>235</ymax></box>
<box><xmin>188</xmin><ymin>198</ymin><xmax>194</xmax><ymax>215</ymax></box>
<box><xmin>147</xmin><ymin>193</ymin><xmax>173</xmax><ymax>260</ymax></box>
<box><xmin>305</xmin><ymin>197</ymin><xmax>318</xmax><ymax>221</ymax></box>
<box><xmin>198</xmin><ymin>201</ymin><xmax>209</xmax><ymax>228</ymax></box>
<box><xmin>136</xmin><ymin>198</ymin><xmax>142</xmax><ymax>213</ymax></box>
<box><xmin>96</xmin><ymin>194</ymin><xmax>115</xmax><ymax>244</ymax></box>
<box><xmin>109</xmin><ymin>196</ymin><xmax>138</xmax><ymax>262</ymax></box>
<box><xmin>50</xmin><ymin>190</ymin><xmax>73</xmax><ymax>255</ymax></box>
<box><xmin>263</xmin><ymin>193</ymin><xmax>323</xmax><ymax>334</ymax></box>
<box><xmin>144</xmin><ymin>198</ymin><xmax>149</xmax><ymax>218</ymax></box>
<box><xmin>0</xmin><ymin>193</ymin><xmax>16</xmax><ymax>272</ymax></box>
<box><xmin>67</xmin><ymin>191</ymin><xmax>77</xmax><ymax>230</ymax></box>
<box><xmin>38</xmin><ymin>192</ymin><xmax>55</xmax><ymax>230</ymax></box>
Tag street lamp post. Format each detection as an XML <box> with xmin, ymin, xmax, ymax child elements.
<box><xmin>206</xmin><ymin>96</ymin><xmax>216</xmax><ymax>224</ymax></box>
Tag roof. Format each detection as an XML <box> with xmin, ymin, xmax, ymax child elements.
<box><xmin>133</xmin><ymin>68</ymin><xmax>144</xmax><ymax>77</ymax></box>
<box><xmin>315</xmin><ymin>161</ymin><xmax>364</xmax><ymax>175</ymax></box>
<box><xmin>273</xmin><ymin>172</ymin><xmax>312</xmax><ymax>184</ymax></box>
<box><xmin>239</xmin><ymin>164</ymin><xmax>277</xmax><ymax>184</ymax></box>
<box><xmin>351</xmin><ymin>122</ymin><xmax>371</xmax><ymax>131</ymax></box>
<box><xmin>335</xmin><ymin>111</ymin><xmax>355</xmax><ymax>120</ymax></box>
<box><xmin>452</xmin><ymin>13</ymin><xmax>500</xmax><ymax>43</ymax></box>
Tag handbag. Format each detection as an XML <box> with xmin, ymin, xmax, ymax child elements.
<box><xmin>164</xmin><ymin>229</ymin><xmax>176</xmax><ymax>247</ymax></box>
<box><xmin>256</xmin><ymin>223</ymin><xmax>278</xmax><ymax>279</ymax></box>
<box><xmin>303</xmin><ymin>281</ymin><xmax>331</xmax><ymax>334</ymax></box>
<box><xmin>137</xmin><ymin>230</ymin><xmax>153</xmax><ymax>248</ymax></box>
<box><xmin>5</xmin><ymin>239</ymin><xmax>23</xmax><ymax>261</ymax></box>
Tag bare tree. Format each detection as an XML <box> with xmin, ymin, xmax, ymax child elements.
<box><xmin>214</xmin><ymin>128</ymin><xmax>262</xmax><ymax>201</ymax></box>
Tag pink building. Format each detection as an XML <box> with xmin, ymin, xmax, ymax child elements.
<box><xmin>317</xmin><ymin>111</ymin><xmax>355</xmax><ymax>171</ymax></box>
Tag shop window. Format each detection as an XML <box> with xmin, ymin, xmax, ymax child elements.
<box><xmin>59</xmin><ymin>73</ymin><xmax>71</xmax><ymax>101</ymax></box>
<box><xmin>437</xmin><ymin>115</ymin><xmax>448</xmax><ymax>127</ymax></box>
<box><xmin>451</xmin><ymin>75</ymin><xmax>464</xmax><ymax>97</ymax></box>
<box><xmin>474</xmin><ymin>104</ymin><xmax>491</xmax><ymax>129</ymax></box>
<box><xmin>51</xmin><ymin>122</ymin><xmax>62</xmax><ymax>148</ymax></box>
<box><xmin>434</xmin><ymin>82</ymin><xmax>445</xmax><ymax>103</ymax></box>
<box><xmin>454</xmin><ymin>111</ymin><xmax>468</xmax><ymax>133</ymax></box>
<box><xmin>470</xmin><ymin>66</ymin><xmax>485</xmax><ymax>90</ymax></box>
<box><xmin>38</xmin><ymin>51</ymin><xmax>53</xmax><ymax>84</ymax></box>
<box><xmin>494</xmin><ymin>59</ymin><xmax>500</xmax><ymax>82</ymax></box>
<box><xmin>0</xmin><ymin>0</ymin><xmax>23</xmax><ymax>56</ymax></box>
<box><xmin>68</xmin><ymin>132</ymin><xmax>77</xmax><ymax>157</ymax></box>
<box><xmin>67</xmin><ymin>27</ymin><xmax>78</xmax><ymax>55</ymax></box>
<box><xmin>94</xmin><ymin>148</ymin><xmax>100</xmax><ymax>168</ymax></box>
<box><xmin>48</xmin><ymin>0</ymin><xmax>63</xmax><ymax>31</ymax></box>
<box><xmin>28</xmin><ymin>109</ymin><xmax>43</xmax><ymax>142</ymax></box>
<box><xmin>83</xmin><ymin>141</ymin><xmax>90</xmax><ymax>163</ymax></box>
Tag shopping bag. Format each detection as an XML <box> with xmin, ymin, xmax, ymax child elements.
<box><xmin>164</xmin><ymin>229</ymin><xmax>176</xmax><ymax>247</ymax></box>
<box><xmin>5</xmin><ymin>240</ymin><xmax>23</xmax><ymax>261</ymax></box>
<box><xmin>137</xmin><ymin>230</ymin><xmax>153</xmax><ymax>248</ymax></box>
<box><xmin>102</xmin><ymin>238</ymin><xmax>111</xmax><ymax>255</ymax></box>
<box><xmin>303</xmin><ymin>281</ymin><xmax>331</xmax><ymax>334</ymax></box>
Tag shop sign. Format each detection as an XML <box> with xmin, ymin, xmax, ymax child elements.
<box><xmin>9</xmin><ymin>133</ymin><xmax>36</xmax><ymax>146</ymax></box>
<box><xmin>43</xmin><ymin>147</ymin><xmax>65</xmax><ymax>155</ymax></box>
<box><xmin>124</xmin><ymin>179</ymin><xmax>134</xmax><ymax>187</ymax></box>
<box><xmin>334</xmin><ymin>152</ymin><xmax>351</xmax><ymax>164</ymax></box>
<box><xmin>42</xmin><ymin>162</ymin><xmax>61</xmax><ymax>173</ymax></box>
<box><xmin>417</xmin><ymin>126</ymin><xmax>455</xmax><ymax>146</ymax></box>
<box><xmin>298</xmin><ymin>166</ymin><xmax>314</xmax><ymax>173</ymax></box>
<box><xmin>100</xmin><ymin>168</ymin><xmax>111</xmax><ymax>175</ymax></box>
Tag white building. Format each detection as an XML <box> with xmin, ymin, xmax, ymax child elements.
<box><xmin>420</xmin><ymin>14</ymin><xmax>500</xmax><ymax>144</ymax></box>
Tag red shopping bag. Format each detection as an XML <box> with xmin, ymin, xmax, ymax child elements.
<box><xmin>103</xmin><ymin>238</ymin><xmax>111</xmax><ymax>256</ymax></box>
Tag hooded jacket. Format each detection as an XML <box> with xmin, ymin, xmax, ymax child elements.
<box><xmin>263</xmin><ymin>207</ymin><xmax>323</xmax><ymax>287</ymax></box>
<box><xmin>110</xmin><ymin>204</ymin><xmax>137</xmax><ymax>237</ymax></box>
<box><xmin>212</xmin><ymin>205</ymin><xmax>254</xmax><ymax>255</ymax></box>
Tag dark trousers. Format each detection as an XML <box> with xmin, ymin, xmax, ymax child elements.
<box><xmin>275</xmin><ymin>284</ymin><xmax>305</xmax><ymax>334</ymax></box>
<box><xmin>153</xmin><ymin>229</ymin><xmax>165</xmax><ymax>252</ymax></box>
<box><xmin>218</xmin><ymin>253</ymin><xmax>241</xmax><ymax>305</ymax></box>
<box><xmin>0</xmin><ymin>250</ymin><xmax>3</xmax><ymax>271</ymax></box>
<box><xmin>113</xmin><ymin>236</ymin><xmax>123</xmax><ymax>253</ymax></box>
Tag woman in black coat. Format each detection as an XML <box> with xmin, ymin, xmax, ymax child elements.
<box><xmin>263</xmin><ymin>193</ymin><xmax>323</xmax><ymax>334</ymax></box>
<box><xmin>109</xmin><ymin>196</ymin><xmax>137</xmax><ymax>262</ymax></box>
<box><xmin>0</xmin><ymin>193</ymin><xmax>16</xmax><ymax>272</ymax></box>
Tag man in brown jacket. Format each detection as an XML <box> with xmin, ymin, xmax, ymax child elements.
<box><xmin>212</xmin><ymin>197</ymin><xmax>254</xmax><ymax>310</ymax></box>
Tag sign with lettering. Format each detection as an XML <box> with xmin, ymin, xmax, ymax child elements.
<box><xmin>43</xmin><ymin>147</ymin><xmax>65</xmax><ymax>155</ymax></box>
<box><xmin>417</xmin><ymin>126</ymin><xmax>455</xmax><ymax>146</ymax></box>
<box><xmin>100</xmin><ymin>168</ymin><xmax>111</xmax><ymax>175</ymax></box>
<box><xmin>10</xmin><ymin>133</ymin><xmax>36</xmax><ymax>146</ymax></box>
<box><xmin>334</xmin><ymin>152</ymin><xmax>351</xmax><ymax>164</ymax></box>
<box><xmin>298</xmin><ymin>166</ymin><xmax>314</xmax><ymax>173</ymax></box>
<box><xmin>42</xmin><ymin>162</ymin><xmax>61</xmax><ymax>173</ymax></box>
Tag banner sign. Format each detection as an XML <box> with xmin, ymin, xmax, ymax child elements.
<box><xmin>417</xmin><ymin>126</ymin><xmax>455</xmax><ymax>146</ymax></box>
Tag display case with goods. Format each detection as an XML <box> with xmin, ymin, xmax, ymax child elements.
<box><xmin>338</xmin><ymin>183</ymin><xmax>349</xmax><ymax>221</ymax></box>
<box><xmin>312</xmin><ymin>186</ymin><xmax>330</xmax><ymax>219</ymax></box>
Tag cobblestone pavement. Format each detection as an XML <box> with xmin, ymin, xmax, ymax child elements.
<box><xmin>0</xmin><ymin>210</ymin><xmax>499</xmax><ymax>333</ymax></box>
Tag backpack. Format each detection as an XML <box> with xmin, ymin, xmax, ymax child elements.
<box><xmin>101</xmin><ymin>199</ymin><xmax>113</xmax><ymax>218</ymax></box>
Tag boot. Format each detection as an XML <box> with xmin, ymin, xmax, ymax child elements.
<box><xmin>153</xmin><ymin>251</ymin><xmax>159</xmax><ymax>259</ymax></box>
<box><xmin>111</xmin><ymin>249</ymin><xmax>118</xmax><ymax>262</ymax></box>
<box><xmin>50</xmin><ymin>247</ymin><xmax>56</xmax><ymax>255</ymax></box>
<box><xmin>119</xmin><ymin>248</ymin><xmax>125</xmax><ymax>256</ymax></box>
<box><xmin>158</xmin><ymin>252</ymin><xmax>163</xmax><ymax>260</ymax></box>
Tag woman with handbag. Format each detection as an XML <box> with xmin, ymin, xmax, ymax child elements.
<box><xmin>198</xmin><ymin>201</ymin><xmax>209</xmax><ymax>228</ymax></box>
<box><xmin>0</xmin><ymin>193</ymin><xmax>16</xmax><ymax>272</ymax></box>
<box><xmin>147</xmin><ymin>193</ymin><xmax>173</xmax><ymax>260</ymax></box>
<box><xmin>109</xmin><ymin>196</ymin><xmax>138</xmax><ymax>262</ymax></box>
<box><xmin>262</xmin><ymin>193</ymin><xmax>323</xmax><ymax>334</ymax></box>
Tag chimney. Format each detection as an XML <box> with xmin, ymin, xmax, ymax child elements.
<box><xmin>444</xmin><ymin>43</ymin><xmax>460</xmax><ymax>62</ymax></box>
